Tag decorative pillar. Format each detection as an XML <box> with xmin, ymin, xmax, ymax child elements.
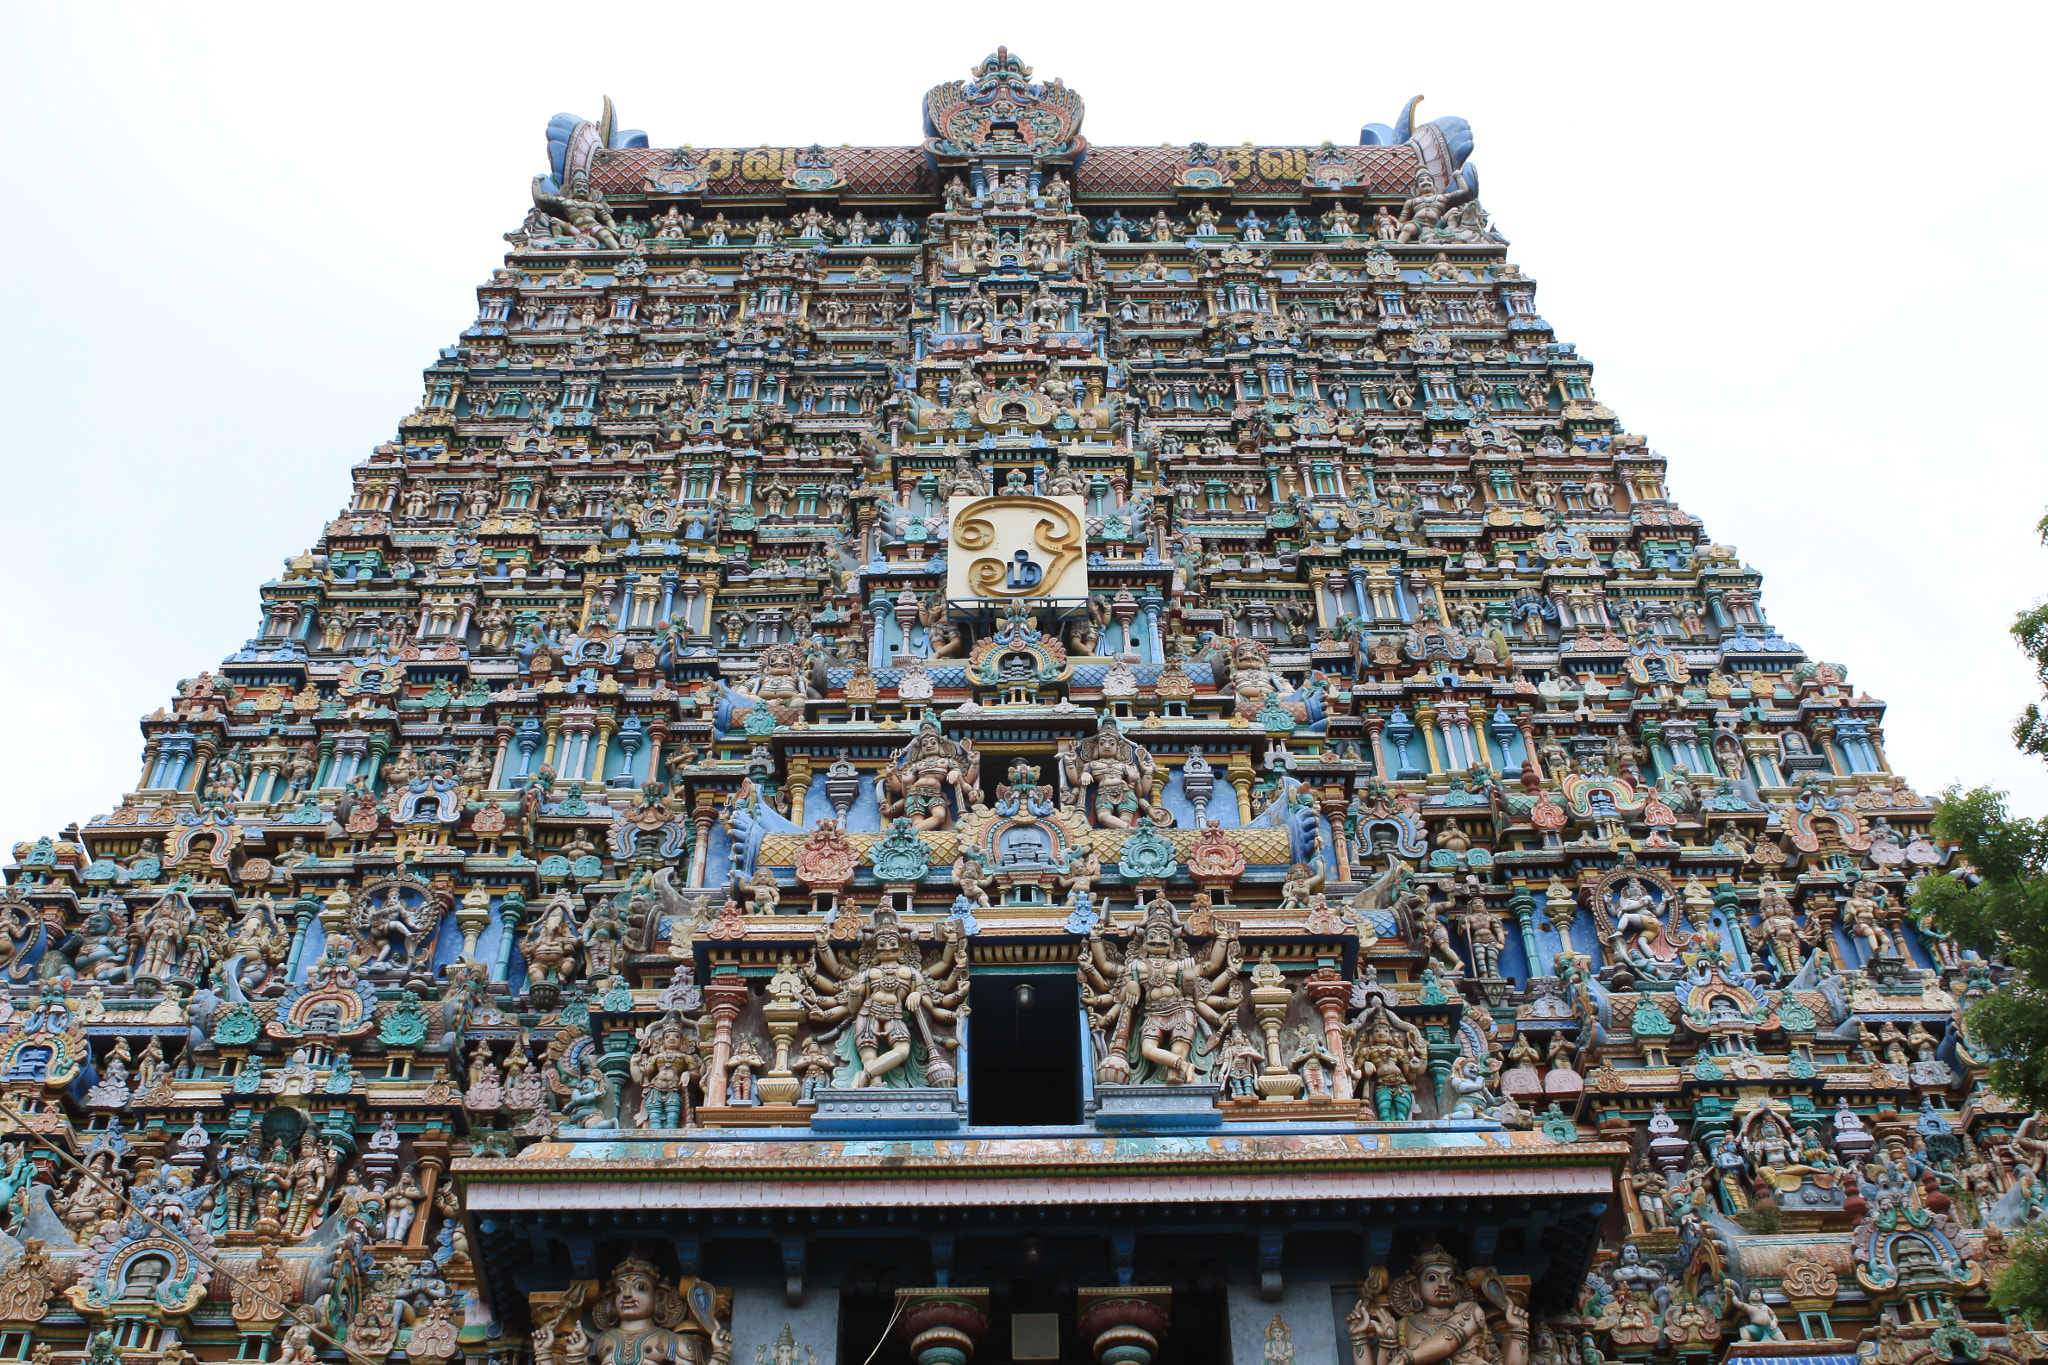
<box><xmin>488</xmin><ymin>721</ymin><xmax>513</xmax><ymax>791</ymax></box>
<box><xmin>786</xmin><ymin>756</ymin><xmax>813</xmax><ymax>827</ymax></box>
<box><xmin>137</xmin><ymin>736</ymin><xmax>164</xmax><ymax>789</ymax></box>
<box><xmin>491</xmin><ymin>892</ymin><xmax>526</xmax><ymax>983</ymax></box>
<box><xmin>1322</xmin><ymin>790</ymin><xmax>1350</xmax><ymax>883</ymax></box>
<box><xmin>1489</xmin><ymin>707</ymin><xmax>1520</xmax><ymax>772</ymax></box>
<box><xmin>1076</xmin><ymin>1288</ymin><xmax>1171</xmax><ymax>1365</ymax></box>
<box><xmin>895</xmin><ymin>1289</ymin><xmax>990</xmax><ymax>1365</ymax></box>
<box><xmin>1227</xmin><ymin>753</ymin><xmax>1255</xmax><ymax>825</ymax></box>
<box><xmin>689</xmin><ymin>792</ymin><xmax>716</xmax><ymax>887</ymax></box>
<box><xmin>1509</xmin><ymin>885</ymin><xmax>1541</xmax><ymax>980</ymax></box>
<box><xmin>187</xmin><ymin>733</ymin><xmax>220</xmax><ymax>792</ymax></box>
<box><xmin>1415</xmin><ymin>705</ymin><xmax>1443</xmax><ymax>775</ymax></box>
<box><xmin>362</xmin><ymin>731</ymin><xmax>391</xmax><ymax>790</ymax></box>
<box><xmin>283</xmin><ymin>896</ymin><xmax>321</xmax><ymax>980</ymax></box>
<box><xmin>703</xmin><ymin>970</ymin><xmax>750</xmax><ymax>1108</ymax></box>
<box><xmin>1364</xmin><ymin>714</ymin><xmax>1388</xmax><ymax>782</ymax></box>
<box><xmin>1249</xmin><ymin>960</ymin><xmax>1302</xmax><ymax>1098</ymax></box>
<box><xmin>543</xmin><ymin>710</ymin><xmax>567</xmax><ymax>772</ymax></box>
<box><xmin>405</xmin><ymin>1153</ymin><xmax>446</xmax><ymax>1249</ymax></box>
<box><xmin>456</xmin><ymin>888</ymin><xmax>491</xmax><ymax>962</ymax></box>
<box><xmin>1813</xmin><ymin>719</ymin><xmax>1846</xmax><ymax>776</ymax></box>
<box><xmin>589</xmin><ymin>711</ymin><xmax>618</xmax><ymax>786</ymax></box>
<box><xmin>1303</xmin><ymin>966</ymin><xmax>1354</xmax><ymax>1101</ymax></box>
<box><xmin>1465</xmin><ymin>701</ymin><xmax>1492</xmax><ymax>771</ymax></box>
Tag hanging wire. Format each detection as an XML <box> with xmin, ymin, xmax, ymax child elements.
<box><xmin>856</xmin><ymin>1292</ymin><xmax>910</xmax><ymax>1365</ymax></box>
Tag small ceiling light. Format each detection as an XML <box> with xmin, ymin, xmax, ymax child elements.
<box><xmin>1014</xmin><ymin>982</ymin><xmax>1036</xmax><ymax>1010</ymax></box>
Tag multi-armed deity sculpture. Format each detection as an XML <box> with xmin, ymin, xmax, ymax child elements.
<box><xmin>0</xmin><ymin>46</ymin><xmax>2028</xmax><ymax>1365</ymax></box>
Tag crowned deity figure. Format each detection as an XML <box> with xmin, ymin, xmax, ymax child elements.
<box><xmin>628</xmin><ymin>1011</ymin><xmax>702</xmax><ymax>1129</ymax></box>
<box><xmin>1061</xmin><ymin>712</ymin><xmax>1163</xmax><ymax>829</ymax></box>
<box><xmin>878</xmin><ymin>715</ymin><xmax>981</xmax><ymax>831</ymax></box>
<box><xmin>587</xmin><ymin>1255</ymin><xmax>731</xmax><ymax>1365</ymax></box>
<box><xmin>804</xmin><ymin>908</ymin><xmax>968</xmax><ymax>1088</ymax></box>
<box><xmin>1079</xmin><ymin>896</ymin><xmax>1243</xmax><ymax>1085</ymax></box>
<box><xmin>1349</xmin><ymin>1245</ymin><xmax>1530</xmax><ymax>1365</ymax></box>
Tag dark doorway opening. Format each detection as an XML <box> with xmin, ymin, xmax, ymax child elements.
<box><xmin>968</xmin><ymin>972</ymin><xmax>1081</xmax><ymax>1127</ymax></box>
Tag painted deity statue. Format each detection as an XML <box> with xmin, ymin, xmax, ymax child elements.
<box><xmin>587</xmin><ymin>1255</ymin><xmax>731</xmax><ymax>1365</ymax></box>
<box><xmin>804</xmin><ymin>908</ymin><xmax>968</xmax><ymax>1088</ymax></box>
<box><xmin>1347</xmin><ymin>1002</ymin><xmax>1428</xmax><ymax>1121</ymax></box>
<box><xmin>1222</xmin><ymin>638</ymin><xmax>1289</xmax><ymax>717</ymax></box>
<box><xmin>732</xmin><ymin>643</ymin><xmax>813</xmax><ymax>714</ymax></box>
<box><xmin>1349</xmin><ymin>1245</ymin><xmax>1530</xmax><ymax>1365</ymax></box>
<box><xmin>628</xmin><ymin>1011</ymin><xmax>702</xmax><ymax>1129</ymax></box>
<box><xmin>1079</xmin><ymin>896</ymin><xmax>1242</xmax><ymax>1085</ymax></box>
<box><xmin>1061</xmin><ymin>712</ymin><xmax>1162</xmax><ymax>829</ymax></box>
<box><xmin>878</xmin><ymin>715</ymin><xmax>981</xmax><ymax>832</ymax></box>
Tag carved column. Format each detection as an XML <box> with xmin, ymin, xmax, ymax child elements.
<box><xmin>491</xmin><ymin>894</ymin><xmax>526</xmax><ymax>983</ymax></box>
<box><xmin>456</xmin><ymin>888</ymin><xmax>491</xmax><ymax>963</ymax></box>
<box><xmin>786</xmin><ymin>756</ymin><xmax>813</xmax><ymax>827</ymax></box>
<box><xmin>702</xmin><ymin>971</ymin><xmax>750</xmax><ymax>1109</ymax></box>
<box><xmin>1077</xmin><ymin>1288</ymin><xmax>1171</xmax><ymax>1365</ymax></box>
<box><xmin>1414</xmin><ymin>705</ymin><xmax>1443</xmax><ymax>775</ymax></box>
<box><xmin>588</xmin><ymin>711</ymin><xmax>619</xmax><ymax>786</ymax></box>
<box><xmin>1249</xmin><ymin>964</ymin><xmax>1302</xmax><ymax>1098</ymax></box>
<box><xmin>689</xmin><ymin>791</ymin><xmax>717</xmax><ymax>887</ymax></box>
<box><xmin>644</xmin><ymin>721</ymin><xmax>668</xmax><ymax>789</ymax></box>
<box><xmin>895</xmin><ymin>1289</ymin><xmax>990</xmax><ymax>1365</ymax></box>
<box><xmin>1322</xmin><ymin>788</ymin><xmax>1350</xmax><ymax>883</ymax></box>
<box><xmin>1227</xmin><ymin>753</ymin><xmax>1255</xmax><ymax>825</ymax></box>
<box><xmin>405</xmin><ymin>1148</ymin><xmax>447</xmax><ymax>1250</ymax></box>
<box><xmin>1303</xmin><ymin>966</ymin><xmax>1354</xmax><ymax>1101</ymax></box>
<box><xmin>1509</xmin><ymin>885</ymin><xmax>1541</xmax><ymax>982</ymax></box>
<box><xmin>1364</xmin><ymin>714</ymin><xmax>1388</xmax><ymax>783</ymax></box>
<box><xmin>1465</xmin><ymin>700</ymin><xmax>1493</xmax><ymax>771</ymax></box>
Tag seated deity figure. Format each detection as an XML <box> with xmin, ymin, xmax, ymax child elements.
<box><xmin>730</xmin><ymin>643</ymin><xmax>813</xmax><ymax>713</ymax></box>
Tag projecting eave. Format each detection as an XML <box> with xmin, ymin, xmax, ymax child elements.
<box><xmin>455</xmin><ymin>1127</ymin><xmax>1627</xmax><ymax>1207</ymax></box>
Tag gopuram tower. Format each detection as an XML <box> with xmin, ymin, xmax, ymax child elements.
<box><xmin>0</xmin><ymin>48</ymin><xmax>2030</xmax><ymax>1365</ymax></box>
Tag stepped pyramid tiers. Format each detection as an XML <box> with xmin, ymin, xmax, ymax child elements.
<box><xmin>0</xmin><ymin>47</ymin><xmax>2029</xmax><ymax>1365</ymax></box>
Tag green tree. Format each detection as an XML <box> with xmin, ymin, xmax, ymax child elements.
<box><xmin>1915</xmin><ymin>512</ymin><xmax>2048</xmax><ymax>1323</ymax></box>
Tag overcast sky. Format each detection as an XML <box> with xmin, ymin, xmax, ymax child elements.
<box><xmin>1</xmin><ymin>2</ymin><xmax>2042</xmax><ymax>842</ymax></box>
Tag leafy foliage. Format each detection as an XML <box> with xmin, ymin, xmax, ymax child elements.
<box><xmin>1909</xmin><ymin>509</ymin><xmax>2048</xmax><ymax>1325</ymax></box>
<box><xmin>1915</xmin><ymin>787</ymin><xmax>2048</xmax><ymax>1110</ymax></box>
<box><xmin>1993</xmin><ymin>1227</ymin><xmax>2048</xmax><ymax>1323</ymax></box>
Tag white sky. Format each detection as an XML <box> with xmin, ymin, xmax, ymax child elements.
<box><xmin>1</xmin><ymin>2</ymin><xmax>2044</xmax><ymax>842</ymax></box>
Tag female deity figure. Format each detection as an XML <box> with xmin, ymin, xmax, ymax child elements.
<box><xmin>588</xmin><ymin>1254</ymin><xmax>731</xmax><ymax>1365</ymax></box>
<box><xmin>805</xmin><ymin>909</ymin><xmax>968</xmax><ymax>1089</ymax></box>
<box><xmin>1349</xmin><ymin>1244</ymin><xmax>1530</xmax><ymax>1365</ymax></box>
